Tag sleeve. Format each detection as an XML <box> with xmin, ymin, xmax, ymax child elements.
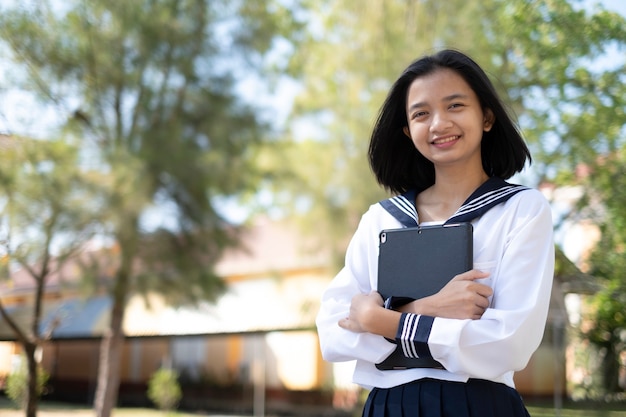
<box><xmin>396</xmin><ymin>192</ymin><xmax>555</xmax><ymax>379</ymax></box>
<box><xmin>315</xmin><ymin>211</ymin><xmax>396</xmax><ymax>364</ymax></box>
<box><xmin>395</xmin><ymin>313</ymin><xmax>434</xmax><ymax>360</ymax></box>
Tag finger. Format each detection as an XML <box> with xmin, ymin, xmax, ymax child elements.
<box><xmin>369</xmin><ymin>291</ymin><xmax>384</xmax><ymax>304</ymax></box>
<box><xmin>338</xmin><ymin>318</ymin><xmax>350</xmax><ymax>329</ymax></box>
<box><xmin>452</xmin><ymin>269</ymin><xmax>490</xmax><ymax>282</ymax></box>
<box><xmin>472</xmin><ymin>303</ymin><xmax>488</xmax><ymax>319</ymax></box>
<box><xmin>474</xmin><ymin>284</ymin><xmax>494</xmax><ymax>297</ymax></box>
<box><xmin>475</xmin><ymin>296</ymin><xmax>490</xmax><ymax>310</ymax></box>
<box><xmin>468</xmin><ymin>269</ymin><xmax>490</xmax><ymax>280</ymax></box>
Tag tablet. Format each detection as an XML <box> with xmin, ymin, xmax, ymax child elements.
<box><xmin>376</xmin><ymin>222</ymin><xmax>473</xmax><ymax>370</ymax></box>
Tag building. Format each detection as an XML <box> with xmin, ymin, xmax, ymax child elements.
<box><xmin>0</xmin><ymin>215</ymin><xmax>581</xmax><ymax>414</ymax></box>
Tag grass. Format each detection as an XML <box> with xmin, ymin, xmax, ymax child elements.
<box><xmin>527</xmin><ymin>407</ymin><xmax>626</xmax><ymax>416</ymax></box>
<box><xmin>525</xmin><ymin>398</ymin><xmax>626</xmax><ymax>417</ymax></box>
<box><xmin>0</xmin><ymin>397</ymin><xmax>220</xmax><ymax>417</ymax></box>
<box><xmin>3</xmin><ymin>397</ymin><xmax>626</xmax><ymax>417</ymax></box>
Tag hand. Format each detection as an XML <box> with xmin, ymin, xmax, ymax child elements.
<box><xmin>338</xmin><ymin>291</ymin><xmax>384</xmax><ymax>333</ymax></box>
<box><xmin>400</xmin><ymin>269</ymin><xmax>493</xmax><ymax>320</ymax></box>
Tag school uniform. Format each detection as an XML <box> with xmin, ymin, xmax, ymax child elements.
<box><xmin>316</xmin><ymin>178</ymin><xmax>554</xmax><ymax>417</ymax></box>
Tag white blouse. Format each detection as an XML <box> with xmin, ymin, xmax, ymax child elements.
<box><xmin>315</xmin><ymin>187</ymin><xmax>554</xmax><ymax>389</ymax></box>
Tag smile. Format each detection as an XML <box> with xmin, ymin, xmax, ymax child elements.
<box><xmin>432</xmin><ymin>135</ymin><xmax>460</xmax><ymax>145</ymax></box>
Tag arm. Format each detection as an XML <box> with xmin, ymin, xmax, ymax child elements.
<box><xmin>339</xmin><ymin>269</ymin><xmax>494</xmax><ymax>339</ymax></box>
<box><xmin>315</xmin><ymin>212</ymin><xmax>397</xmax><ymax>363</ymax></box>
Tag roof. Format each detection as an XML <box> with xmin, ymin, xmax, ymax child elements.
<box><xmin>0</xmin><ymin>296</ymin><xmax>111</xmax><ymax>341</ymax></box>
<box><xmin>0</xmin><ymin>218</ymin><xmax>331</xmax><ymax>341</ymax></box>
<box><xmin>0</xmin><ymin>218</ymin><xmax>329</xmax><ymax>295</ymax></box>
<box><xmin>0</xmin><ymin>273</ymin><xmax>325</xmax><ymax>341</ymax></box>
<box><xmin>214</xmin><ymin>217</ymin><xmax>330</xmax><ymax>277</ymax></box>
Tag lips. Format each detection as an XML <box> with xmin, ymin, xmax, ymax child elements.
<box><xmin>432</xmin><ymin>135</ymin><xmax>460</xmax><ymax>145</ymax></box>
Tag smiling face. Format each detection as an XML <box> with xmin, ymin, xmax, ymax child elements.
<box><xmin>403</xmin><ymin>68</ymin><xmax>494</xmax><ymax>171</ymax></box>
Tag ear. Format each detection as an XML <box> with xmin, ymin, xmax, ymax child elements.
<box><xmin>402</xmin><ymin>126</ymin><xmax>411</xmax><ymax>138</ymax></box>
<box><xmin>483</xmin><ymin>109</ymin><xmax>495</xmax><ymax>132</ymax></box>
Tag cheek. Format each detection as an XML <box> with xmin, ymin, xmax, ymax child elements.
<box><xmin>406</xmin><ymin>126</ymin><xmax>428</xmax><ymax>149</ymax></box>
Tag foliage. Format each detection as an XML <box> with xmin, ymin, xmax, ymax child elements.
<box><xmin>6</xmin><ymin>358</ymin><xmax>50</xmax><ymax>410</ymax></box>
<box><xmin>0</xmin><ymin>1</ymin><xmax>305</xmax><ymax>417</ymax></box>
<box><xmin>579</xmin><ymin>150</ymin><xmax>626</xmax><ymax>395</ymax></box>
<box><xmin>273</xmin><ymin>0</ymin><xmax>487</xmax><ymax>266</ymax></box>
<box><xmin>282</xmin><ymin>0</ymin><xmax>626</xmax><ymax>395</ymax></box>
<box><xmin>147</xmin><ymin>368</ymin><xmax>182</xmax><ymax>413</ymax></box>
<box><xmin>0</xmin><ymin>136</ymin><xmax>100</xmax><ymax>417</ymax></box>
<box><xmin>0</xmin><ymin>137</ymin><xmax>100</xmax><ymax>270</ymax></box>
<box><xmin>0</xmin><ymin>0</ymin><xmax>304</xmax><ymax>304</ymax></box>
<box><xmin>486</xmin><ymin>1</ymin><xmax>626</xmax><ymax>187</ymax></box>
<box><xmin>278</xmin><ymin>0</ymin><xmax>626</xmax><ymax>267</ymax></box>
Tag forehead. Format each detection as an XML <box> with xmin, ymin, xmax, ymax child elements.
<box><xmin>406</xmin><ymin>68</ymin><xmax>477</xmax><ymax>105</ymax></box>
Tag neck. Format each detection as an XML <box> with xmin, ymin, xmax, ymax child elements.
<box><xmin>416</xmin><ymin>165</ymin><xmax>489</xmax><ymax>222</ymax></box>
<box><xmin>430</xmin><ymin>166</ymin><xmax>489</xmax><ymax>202</ymax></box>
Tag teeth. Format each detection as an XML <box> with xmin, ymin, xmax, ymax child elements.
<box><xmin>433</xmin><ymin>135</ymin><xmax>459</xmax><ymax>144</ymax></box>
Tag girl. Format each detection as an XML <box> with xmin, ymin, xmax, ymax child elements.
<box><xmin>316</xmin><ymin>49</ymin><xmax>554</xmax><ymax>416</ymax></box>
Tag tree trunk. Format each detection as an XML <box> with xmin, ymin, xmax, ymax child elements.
<box><xmin>602</xmin><ymin>344</ymin><xmax>621</xmax><ymax>395</ymax></box>
<box><xmin>24</xmin><ymin>342</ymin><xmax>38</xmax><ymax>417</ymax></box>
<box><xmin>94</xmin><ymin>272</ymin><xmax>128</xmax><ymax>417</ymax></box>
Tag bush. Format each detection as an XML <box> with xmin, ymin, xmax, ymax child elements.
<box><xmin>147</xmin><ymin>368</ymin><xmax>182</xmax><ymax>413</ymax></box>
<box><xmin>6</xmin><ymin>358</ymin><xmax>49</xmax><ymax>410</ymax></box>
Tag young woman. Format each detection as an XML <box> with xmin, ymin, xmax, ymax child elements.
<box><xmin>316</xmin><ymin>49</ymin><xmax>554</xmax><ymax>416</ymax></box>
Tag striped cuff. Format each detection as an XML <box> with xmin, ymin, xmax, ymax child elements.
<box><xmin>396</xmin><ymin>313</ymin><xmax>435</xmax><ymax>359</ymax></box>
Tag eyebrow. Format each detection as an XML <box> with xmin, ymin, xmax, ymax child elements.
<box><xmin>407</xmin><ymin>93</ymin><xmax>470</xmax><ymax>112</ymax></box>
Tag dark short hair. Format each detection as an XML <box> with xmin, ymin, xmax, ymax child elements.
<box><xmin>368</xmin><ymin>49</ymin><xmax>531</xmax><ymax>194</ymax></box>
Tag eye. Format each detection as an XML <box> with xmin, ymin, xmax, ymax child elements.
<box><xmin>411</xmin><ymin>110</ymin><xmax>428</xmax><ymax>120</ymax></box>
<box><xmin>449</xmin><ymin>103</ymin><xmax>464</xmax><ymax>110</ymax></box>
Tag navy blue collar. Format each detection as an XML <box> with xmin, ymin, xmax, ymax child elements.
<box><xmin>379</xmin><ymin>177</ymin><xmax>528</xmax><ymax>228</ymax></box>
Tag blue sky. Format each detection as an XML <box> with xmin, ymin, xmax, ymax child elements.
<box><xmin>599</xmin><ymin>0</ymin><xmax>626</xmax><ymax>14</ymax></box>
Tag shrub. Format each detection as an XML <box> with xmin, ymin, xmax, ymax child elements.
<box><xmin>147</xmin><ymin>368</ymin><xmax>182</xmax><ymax>413</ymax></box>
<box><xmin>6</xmin><ymin>358</ymin><xmax>49</xmax><ymax>410</ymax></box>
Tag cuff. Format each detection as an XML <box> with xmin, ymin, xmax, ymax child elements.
<box><xmin>396</xmin><ymin>312</ymin><xmax>435</xmax><ymax>359</ymax></box>
<box><xmin>384</xmin><ymin>296</ymin><xmax>415</xmax><ymax>310</ymax></box>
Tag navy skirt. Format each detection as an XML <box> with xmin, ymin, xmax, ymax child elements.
<box><xmin>362</xmin><ymin>378</ymin><xmax>531</xmax><ymax>417</ymax></box>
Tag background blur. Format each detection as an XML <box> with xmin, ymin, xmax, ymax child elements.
<box><xmin>1</xmin><ymin>0</ymin><xmax>626</xmax><ymax>416</ymax></box>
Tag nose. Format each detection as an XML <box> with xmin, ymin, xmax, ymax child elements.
<box><xmin>430</xmin><ymin>111</ymin><xmax>452</xmax><ymax>133</ymax></box>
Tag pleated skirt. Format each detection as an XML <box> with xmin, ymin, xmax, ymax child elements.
<box><xmin>362</xmin><ymin>378</ymin><xmax>531</xmax><ymax>417</ymax></box>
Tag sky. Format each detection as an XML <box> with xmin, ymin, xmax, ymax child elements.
<box><xmin>2</xmin><ymin>0</ymin><xmax>625</xmax><ymax>138</ymax></box>
<box><xmin>599</xmin><ymin>0</ymin><xmax>626</xmax><ymax>14</ymax></box>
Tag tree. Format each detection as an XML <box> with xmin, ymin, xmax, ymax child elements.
<box><xmin>281</xmin><ymin>0</ymin><xmax>626</xmax><ymax>246</ymax></box>
<box><xmin>0</xmin><ymin>1</ymin><xmax>303</xmax><ymax>417</ymax></box>
<box><xmin>0</xmin><ymin>137</ymin><xmax>98</xmax><ymax>417</ymax></box>
<box><xmin>494</xmin><ymin>1</ymin><xmax>626</xmax><ymax>395</ymax></box>
<box><xmin>580</xmin><ymin>152</ymin><xmax>626</xmax><ymax>396</ymax></box>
